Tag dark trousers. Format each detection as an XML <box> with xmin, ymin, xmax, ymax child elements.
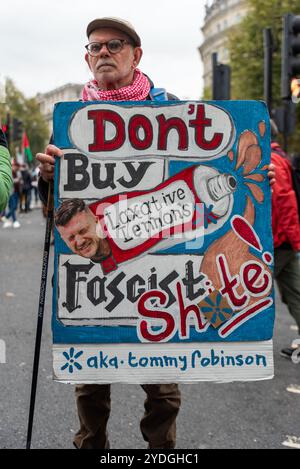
<box><xmin>73</xmin><ymin>383</ymin><xmax>181</xmax><ymax>449</ymax></box>
<box><xmin>6</xmin><ymin>193</ymin><xmax>19</xmax><ymax>222</ymax></box>
<box><xmin>20</xmin><ymin>188</ymin><xmax>31</xmax><ymax>212</ymax></box>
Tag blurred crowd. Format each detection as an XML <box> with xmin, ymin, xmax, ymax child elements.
<box><xmin>0</xmin><ymin>162</ymin><xmax>40</xmax><ymax>229</ymax></box>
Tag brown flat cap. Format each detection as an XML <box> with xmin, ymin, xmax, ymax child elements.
<box><xmin>86</xmin><ymin>17</ymin><xmax>141</xmax><ymax>47</ymax></box>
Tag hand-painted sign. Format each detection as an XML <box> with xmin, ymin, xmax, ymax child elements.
<box><xmin>52</xmin><ymin>101</ymin><xmax>274</xmax><ymax>383</ymax></box>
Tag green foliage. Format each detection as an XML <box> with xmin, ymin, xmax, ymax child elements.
<box><xmin>202</xmin><ymin>86</ymin><xmax>212</xmax><ymax>100</ymax></box>
<box><xmin>0</xmin><ymin>78</ymin><xmax>49</xmax><ymax>160</ymax></box>
<box><xmin>227</xmin><ymin>0</ymin><xmax>300</xmax><ymax>152</ymax></box>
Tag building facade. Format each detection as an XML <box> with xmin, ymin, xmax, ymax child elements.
<box><xmin>36</xmin><ymin>83</ymin><xmax>83</xmax><ymax>133</ymax></box>
<box><xmin>199</xmin><ymin>0</ymin><xmax>249</xmax><ymax>91</ymax></box>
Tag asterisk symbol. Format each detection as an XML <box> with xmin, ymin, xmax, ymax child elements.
<box><xmin>199</xmin><ymin>291</ymin><xmax>233</xmax><ymax>328</ymax></box>
<box><xmin>61</xmin><ymin>347</ymin><xmax>83</xmax><ymax>374</ymax></box>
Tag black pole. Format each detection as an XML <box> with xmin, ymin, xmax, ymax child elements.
<box><xmin>263</xmin><ymin>28</ymin><xmax>273</xmax><ymax>113</ymax></box>
<box><xmin>212</xmin><ymin>52</ymin><xmax>218</xmax><ymax>100</ymax></box>
<box><xmin>26</xmin><ymin>185</ymin><xmax>54</xmax><ymax>449</ymax></box>
<box><xmin>283</xmin><ymin>100</ymin><xmax>289</xmax><ymax>153</ymax></box>
<box><xmin>212</xmin><ymin>52</ymin><xmax>231</xmax><ymax>100</ymax></box>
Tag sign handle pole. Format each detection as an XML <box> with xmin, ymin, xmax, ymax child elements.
<box><xmin>26</xmin><ymin>184</ymin><xmax>54</xmax><ymax>449</ymax></box>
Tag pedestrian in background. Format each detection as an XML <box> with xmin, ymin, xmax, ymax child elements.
<box><xmin>31</xmin><ymin>166</ymin><xmax>39</xmax><ymax>207</ymax></box>
<box><xmin>0</xmin><ymin>127</ymin><xmax>12</xmax><ymax>212</ymax></box>
<box><xmin>20</xmin><ymin>164</ymin><xmax>32</xmax><ymax>213</ymax></box>
<box><xmin>3</xmin><ymin>159</ymin><xmax>21</xmax><ymax>229</ymax></box>
<box><xmin>270</xmin><ymin>119</ymin><xmax>300</xmax><ymax>359</ymax></box>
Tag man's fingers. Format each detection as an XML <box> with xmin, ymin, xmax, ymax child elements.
<box><xmin>36</xmin><ymin>146</ymin><xmax>62</xmax><ymax>182</ymax></box>
<box><xmin>41</xmin><ymin>163</ymin><xmax>54</xmax><ymax>174</ymax></box>
<box><xmin>267</xmin><ymin>163</ymin><xmax>276</xmax><ymax>185</ymax></box>
<box><xmin>37</xmin><ymin>162</ymin><xmax>55</xmax><ymax>182</ymax></box>
<box><xmin>36</xmin><ymin>153</ymin><xmax>55</xmax><ymax>165</ymax></box>
<box><xmin>36</xmin><ymin>144</ymin><xmax>63</xmax><ymax>166</ymax></box>
<box><xmin>268</xmin><ymin>170</ymin><xmax>276</xmax><ymax>185</ymax></box>
<box><xmin>38</xmin><ymin>163</ymin><xmax>54</xmax><ymax>174</ymax></box>
<box><xmin>45</xmin><ymin>144</ymin><xmax>63</xmax><ymax>157</ymax></box>
<box><xmin>36</xmin><ymin>144</ymin><xmax>63</xmax><ymax>164</ymax></box>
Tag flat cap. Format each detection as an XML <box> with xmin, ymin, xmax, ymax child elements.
<box><xmin>86</xmin><ymin>17</ymin><xmax>141</xmax><ymax>47</ymax></box>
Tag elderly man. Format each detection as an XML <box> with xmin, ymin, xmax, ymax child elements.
<box><xmin>37</xmin><ymin>18</ymin><xmax>276</xmax><ymax>449</ymax></box>
<box><xmin>37</xmin><ymin>17</ymin><xmax>181</xmax><ymax>450</ymax></box>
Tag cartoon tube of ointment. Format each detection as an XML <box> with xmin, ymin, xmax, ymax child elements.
<box><xmin>89</xmin><ymin>164</ymin><xmax>237</xmax><ymax>274</ymax></box>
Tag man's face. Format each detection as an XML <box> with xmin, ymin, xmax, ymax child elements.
<box><xmin>57</xmin><ymin>209</ymin><xmax>100</xmax><ymax>258</ymax></box>
<box><xmin>85</xmin><ymin>27</ymin><xmax>142</xmax><ymax>90</ymax></box>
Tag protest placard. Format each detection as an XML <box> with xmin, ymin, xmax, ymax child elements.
<box><xmin>52</xmin><ymin>100</ymin><xmax>274</xmax><ymax>383</ymax></box>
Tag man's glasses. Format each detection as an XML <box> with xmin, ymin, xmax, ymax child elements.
<box><xmin>85</xmin><ymin>39</ymin><xmax>131</xmax><ymax>56</ymax></box>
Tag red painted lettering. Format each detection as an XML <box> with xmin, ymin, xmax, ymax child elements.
<box><xmin>217</xmin><ymin>254</ymin><xmax>249</xmax><ymax>308</ymax></box>
<box><xmin>156</xmin><ymin>114</ymin><xmax>188</xmax><ymax>150</ymax></box>
<box><xmin>189</xmin><ymin>104</ymin><xmax>223</xmax><ymax>151</ymax></box>
<box><xmin>176</xmin><ymin>282</ymin><xmax>207</xmax><ymax>339</ymax></box>
<box><xmin>242</xmin><ymin>262</ymin><xmax>271</xmax><ymax>295</ymax></box>
<box><xmin>128</xmin><ymin>115</ymin><xmax>153</xmax><ymax>150</ymax></box>
<box><xmin>138</xmin><ymin>290</ymin><xmax>175</xmax><ymax>342</ymax></box>
<box><xmin>88</xmin><ymin>110</ymin><xmax>125</xmax><ymax>152</ymax></box>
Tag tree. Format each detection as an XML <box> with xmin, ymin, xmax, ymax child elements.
<box><xmin>227</xmin><ymin>0</ymin><xmax>300</xmax><ymax>152</ymax></box>
<box><xmin>202</xmin><ymin>86</ymin><xmax>212</xmax><ymax>100</ymax></box>
<box><xmin>0</xmin><ymin>78</ymin><xmax>49</xmax><ymax>161</ymax></box>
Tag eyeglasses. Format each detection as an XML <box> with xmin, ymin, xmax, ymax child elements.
<box><xmin>85</xmin><ymin>39</ymin><xmax>130</xmax><ymax>56</ymax></box>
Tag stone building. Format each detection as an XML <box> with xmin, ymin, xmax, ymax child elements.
<box><xmin>36</xmin><ymin>83</ymin><xmax>83</xmax><ymax>133</ymax></box>
<box><xmin>199</xmin><ymin>0</ymin><xmax>249</xmax><ymax>91</ymax></box>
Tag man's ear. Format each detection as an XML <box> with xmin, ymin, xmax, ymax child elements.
<box><xmin>85</xmin><ymin>53</ymin><xmax>92</xmax><ymax>71</ymax></box>
<box><xmin>133</xmin><ymin>47</ymin><xmax>143</xmax><ymax>67</ymax></box>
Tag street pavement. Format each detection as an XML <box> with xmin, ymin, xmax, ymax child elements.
<box><xmin>0</xmin><ymin>207</ymin><xmax>299</xmax><ymax>450</ymax></box>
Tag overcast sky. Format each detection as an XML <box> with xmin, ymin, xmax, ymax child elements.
<box><xmin>1</xmin><ymin>0</ymin><xmax>205</xmax><ymax>100</ymax></box>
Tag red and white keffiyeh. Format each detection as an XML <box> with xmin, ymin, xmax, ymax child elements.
<box><xmin>81</xmin><ymin>68</ymin><xmax>151</xmax><ymax>102</ymax></box>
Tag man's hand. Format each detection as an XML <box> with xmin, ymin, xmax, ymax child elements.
<box><xmin>36</xmin><ymin>144</ymin><xmax>63</xmax><ymax>182</ymax></box>
<box><xmin>268</xmin><ymin>163</ymin><xmax>276</xmax><ymax>186</ymax></box>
